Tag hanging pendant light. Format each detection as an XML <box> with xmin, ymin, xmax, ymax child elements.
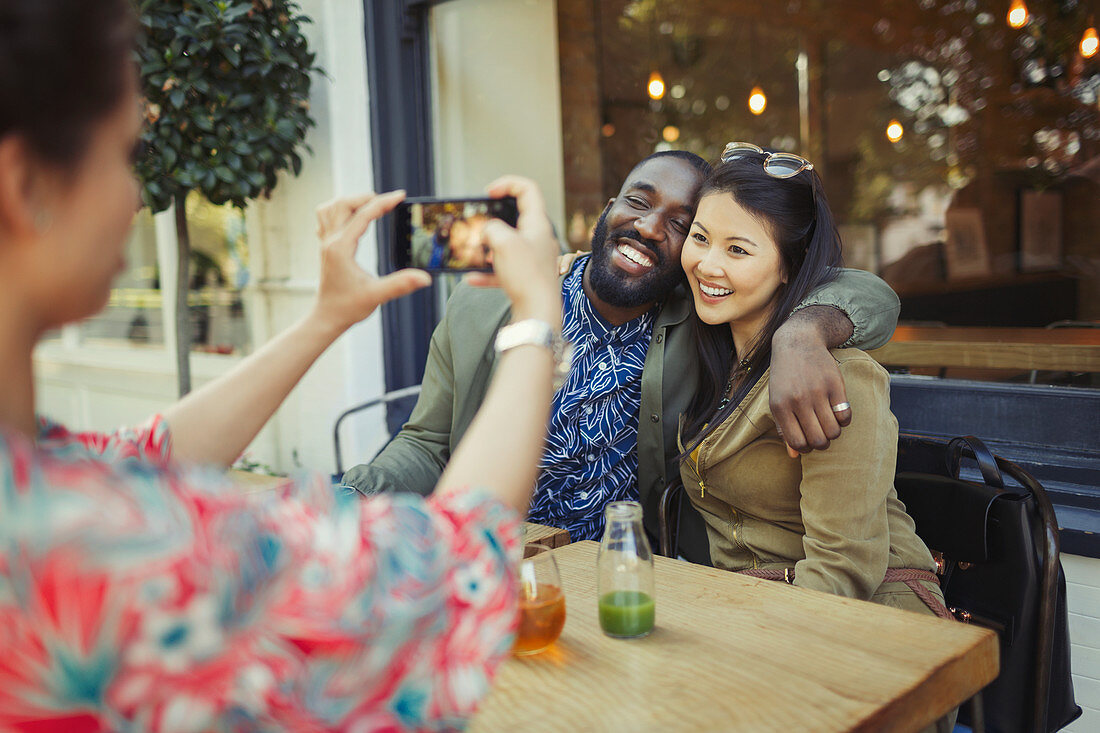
<box><xmin>886</xmin><ymin>119</ymin><xmax>904</xmax><ymax>143</ymax></box>
<box><xmin>1007</xmin><ymin>0</ymin><xmax>1029</xmax><ymax>29</ymax></box>
<box><xmin>748</xmin><ymin>86</ymin><xmax>767</xmax><ymax>115</ymax></box>
<box><xmin>1081</xmin><ymin>23</ymin><xmax>1099</xmax><ymax>59</ymax></box>
<box><xmin>648</xmin><ymin>71</ymin><xmax>666</xmax><ymax>100</ymax></box>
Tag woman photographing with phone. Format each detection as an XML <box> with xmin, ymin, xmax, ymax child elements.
<box><xmin>0</xmin><ymin>0</ymin><xmax>562</xmax><ymax>728</ymax></box>
<box><xmin>677</xmin><ymin>143</ymin><xmax>948</xmax><ymax>621</ymax></box>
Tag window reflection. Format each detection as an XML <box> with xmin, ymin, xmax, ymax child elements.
<box><xmin>183</xmin><ymin>193</ymin><xmax>252</xmax><ymax>356</ymax></box>
<box><xmin>80</xmin><ymin>208</ymin><xmax>162</xmax><ymax>347</ymax></box>
<box><xmin>78</xmin><ymin>194</ymin><xmax>252</xmax><ymax>356</ymax></box>
<box><xmin>558</xmin><ymin>0</ymin><xmax>1099</xmax><ymax>385</ymax></box>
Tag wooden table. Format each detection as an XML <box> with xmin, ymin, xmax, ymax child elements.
<box><xmin>523</xmin><ymin>522</ymin><xmax>571</xmax><ymax>549</ymax></box>
<box><xmin>868</xmin><ymin>325</ymin><xmax>1100</xmax><ymax>372</ymax></box>
<box><xmin>470</xmin><ymin>542</ymin><xmax>998</xmax><ymax>733</ymax></box>
<box><xmin>227</xmin><ymin>469</ymin><xmax>290</xmax><ymax>493</ymax></box>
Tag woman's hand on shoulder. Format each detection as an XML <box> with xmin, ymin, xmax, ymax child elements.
<box><xmin>311</xmin><ymin>190</ymin><xmax>432</xmax><ymax>335</ymax></box>
<box><xmin>465</xmin><ymin>176</ymin><xmax>562</xmax><ymax>326</ymax></box>
<box><xmin>558</xmin><ymin>250</ymin><xmax>584</xmax><ymax>275</ymax></box>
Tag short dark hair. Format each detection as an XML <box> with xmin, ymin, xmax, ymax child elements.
<box><xmin>628</xmin><ymin>149</ymin><xmax>712</xmax><ymax>182</ymax></box>
<box><xmin>680</xmin><ymin>147</ymin><xmax>843</xmax><ymax>453</ymax></box>
<box><xmin>0</xmin><ymin>0</ymin><xmax>136</xmax><ymax>168</ymax></box>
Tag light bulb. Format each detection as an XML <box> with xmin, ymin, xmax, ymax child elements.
<box><xmin>1007</xmin><ymin>0</ymin><xmax>1028</xmax><ymax>29</ymax></box>
<box><xmin>748</xmin><ymin>86</ymin><xmax>767</xmax><ymax>115</ymax></box>
<box><xmin>647</xmin><ymin>71</ymin><xmax>665</xmax><ymax>100</ymax></box>
<box><xmin>601</xmin><ymin>122</ymin><xmax>616</xmax><ymax>137</ymax></box>
<box><xmin>1081</xmin><ymin>26</ymin><xmax>1099</xmax><ymax>58</ymax></box>
<box><xmin>662</xmin><ymin>125</ymin><xmax>680</xmax><ymax>143</ymax></box>
<box><xmin>886</xmin><ymin>119</ymin><xmax>904</xmax><ymax>143</ymax></box>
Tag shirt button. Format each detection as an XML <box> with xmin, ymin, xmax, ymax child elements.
<box><xmin>598</xmin><ymin>363</ymin><xmax>608</xmax><ymax>371</ymax></box>
<box><xmin>650</xmin><ymin>413</ymin><xmax>660</xmax><ymax>423</ymax></box>
<box><xmin>579</xmin><ymin>491</ymin><xmax>589</xmax><ymax>500</ymax></box>
<box><xmin>586</xmin><ymin>453</ymin><xmax>595</xmax><ymax>461</ymax></box>
<box><xmin>585</xmin><ymin>406</ymin><xmax>594</xmax><ymax>415</ymax></box>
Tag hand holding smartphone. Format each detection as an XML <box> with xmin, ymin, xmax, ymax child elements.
<box><xmin>392</xmin><ymin>196</ymin><xmax>519</xmax><ymax>273</ymax></box>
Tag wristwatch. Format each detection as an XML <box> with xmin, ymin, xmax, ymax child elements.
<box><xmin>494</xmin><ymin>318</ymin><xmax>573</xmax><ymax>391</ymax></box>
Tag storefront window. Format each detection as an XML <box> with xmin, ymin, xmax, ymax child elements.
<box><xmin>77</xmin><ymin>193</ymin><xmax>252</xmax><ymax>356</ymax></box>
<box><xmin>80</xmin><ymin>208</ymin><xmax>163</xmax><ymax>346</ymax></box>
<box><xmin>183</xmin><ymin>193</ymin><xmax>252</xmax><ymax>356</ymax></box>
<box><xmin>556</xmin><ymin>0</ymin><xmax>1099</xmax><ymax>386</ymax></box>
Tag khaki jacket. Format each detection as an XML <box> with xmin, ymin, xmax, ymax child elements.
<box><xmin>679</xmin><ymin>349</ymin><xmax>940</xmax><ymax>612</ymax></box>
<box><xmin>343</xmin><ymin>265</ymin><xmax>901</xmax><ymax>565</ymax></box>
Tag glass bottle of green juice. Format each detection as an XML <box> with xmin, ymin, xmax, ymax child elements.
<box><xmin>597</xmin><ymin>501</ymin><xmax>655</xmax><ymax>638</ymax></box>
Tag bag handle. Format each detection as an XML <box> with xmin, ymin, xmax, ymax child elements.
<box><xmin>946</xmin><ymin>435</ymin><xmax>1004</xmax><ymax>489</ymax></box>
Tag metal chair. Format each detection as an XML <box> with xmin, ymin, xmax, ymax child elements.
<box><xmin>332</xmin><ymin>385</ymin><xmax>421</xmax><ymax>478</ymax></box>
<box><xmin>657</xmin><ymin>476</ymin><xmax>687</xmax><ymax>559</ymax></box>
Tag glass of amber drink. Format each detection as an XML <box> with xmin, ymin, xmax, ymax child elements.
<box><xmin>512</xmin><ymin>543</ymin><xmax>566</xmax><ymax>655</ymax></box>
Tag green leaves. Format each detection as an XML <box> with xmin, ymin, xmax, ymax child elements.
<box><xmin>135</xmin><ymin>0</ymin><xmax>320</xmax><ymax>213</ymax></box>
<box><xmin>274</xmin><ymin>119</ymin><xmax>298</xmax><ymax>141</ymax></box>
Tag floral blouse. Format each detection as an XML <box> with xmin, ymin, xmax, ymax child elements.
<box><xmin>0</xmin><ymin>416</ymin><xmax>521</xmax><ymax>731</ymax></box>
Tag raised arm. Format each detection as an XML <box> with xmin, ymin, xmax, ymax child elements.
<box><xmin>435</xmin><ymin>176</ymin><xmax>562</xmax><ymax>514</ymax></box>
<box><xmin>769</xmin><ymin>268</ymin><xmax>899</xmax><ymax>455</ymax></box>
<box><xmin>164</xmin><ymin>191</ymin><xmax>431</xmax><ymax>468</ymax></box>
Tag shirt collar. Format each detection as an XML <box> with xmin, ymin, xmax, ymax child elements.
<box><xmin>563</xmin><ymin>255</ymin><xmax>658</xmax><ymax>342</ymax></box>
<box><xmin>655</xmin><ymin>282</ymin><xmax>693</xmax><ymax>327</ymax></box>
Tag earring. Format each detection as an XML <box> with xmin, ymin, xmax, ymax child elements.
<box><xmin>34</xmin><ymin>210</ymin><xmax>52</xmax><ymax>232</ymax></box>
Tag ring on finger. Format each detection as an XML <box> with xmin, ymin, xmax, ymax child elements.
<box><xmin>831</xmin><ymin>402</ymin><xmax>851</xmax><ymax>413</ymax></box>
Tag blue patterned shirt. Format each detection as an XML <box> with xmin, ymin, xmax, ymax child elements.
<box><xmin>528</xmin><ymin>256</ymin><xmax>657</xmax><ymax>541</ymax></box>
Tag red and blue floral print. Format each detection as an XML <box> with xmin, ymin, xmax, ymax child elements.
<box><xmin>0</xmin><ymin>417</ymin><xmax>521</xmax><ymax>731</ymax></box>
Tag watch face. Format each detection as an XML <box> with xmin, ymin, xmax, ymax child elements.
<box><xmin>495</xmin><ymin>319</ymin><xmax>554</xmax><ymax>352</ymax></box>
<box><xmin>494</xmin><ymin>320</ymin><xmax>571</xmax><ymax>391</ymax></box>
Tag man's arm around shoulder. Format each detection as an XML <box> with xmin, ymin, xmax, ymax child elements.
<box><xmin>793</xmin><ymin>267</ymin><xmax>899</xmax><ymax>350</ymax></box>
<box><xmin>768</xmin><ymin>268</ymin><xmax>899</xmax><ymax>454</ymax></box>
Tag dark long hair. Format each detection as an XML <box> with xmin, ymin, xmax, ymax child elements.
<box><xmin>679</xmin><ymin>148</ymin><xmax>843</xmax><ymax>456</ymax></box>
<box><xmin>0</xmin><ymin>0</ymin><xmax>136</xmax><ymax>168</ymax></box>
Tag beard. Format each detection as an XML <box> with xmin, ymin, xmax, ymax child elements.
<box><xmin>586</xmin><ymin>209</ymin><xmax>686</xmax><ymax>309</ymax></box>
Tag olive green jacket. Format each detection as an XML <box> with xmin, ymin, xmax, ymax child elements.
<box><xmin>342</xmin><ymin>266</ymin><xmax>900</xmax><ymax>564</ymax></box>
<box><xmin>679</xmin><ymin>349</ymin><xmax>940</xmax><ymax>613</ymax></box>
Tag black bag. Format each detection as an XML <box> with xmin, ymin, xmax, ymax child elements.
<box><xmin>895</xmin><ymin>435</ymin><xmax>1081</xmax><ymax>733</ymax></box>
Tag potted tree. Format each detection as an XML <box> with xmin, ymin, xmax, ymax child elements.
<box><xmin>134</xmin><ymin>0</ymin><xmax>319</xmax><ymax>395</ymax></box>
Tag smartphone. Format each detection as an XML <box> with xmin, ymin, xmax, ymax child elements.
<box><xmin>392</xmin><ymin>196</ymin><xmax>518</xmax><ymax>272</ymax></box>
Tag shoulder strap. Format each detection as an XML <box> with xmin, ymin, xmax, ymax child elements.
<box><xmin>946</xmin><ymin>435</ymin><xmax>1004</xmax><ymax>489</ymax></box>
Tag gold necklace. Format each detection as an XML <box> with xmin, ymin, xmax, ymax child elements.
<box><xmin>698</xmin><ymin>358</ymin><xmax>752</xmax><ymax>501</ymax></box>
<box><xmin>716</xmin><ymin>359</ymin><xmax>751</xmax><ymax>412</ymax></box>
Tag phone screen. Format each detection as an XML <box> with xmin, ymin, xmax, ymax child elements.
<box><xmin>393</xmin><ymin>196</ymin><xmax>518</xmax><ymax>272</ymax></box>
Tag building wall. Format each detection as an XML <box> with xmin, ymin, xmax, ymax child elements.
<box><xmin>430</xmin><ymin>0</ymin><xmax>566</xmax><ymax>235</ymax></box>
<box><xmin>1065</xmin><ymin>553</ymin><xmax>1100</xmax><ymax>732</ymax></box>
<box><xmin>33</xmin><ymin>0</ymin><xmax>391</xmax><ymax>477</ymax></box>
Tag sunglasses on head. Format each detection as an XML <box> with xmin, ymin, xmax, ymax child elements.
<box><xmin>720</xmin><ymin>142</ymin><xmax>814</xmax><ymax>179</ymax></box>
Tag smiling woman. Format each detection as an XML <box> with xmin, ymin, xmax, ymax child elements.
<box><xmin>679</xmin><ymin>146</ymin><xmax>841</xmax><ymax>441</ymax></box>
<box><xmin>675</xmin><ymin>149</ymin><xmax>951</xmax><ymax>668</ymax></box>
<box><xmin>683</xmin><ymin>197</ymin><xmax>788</xmax><ymax>355</ymax></box>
